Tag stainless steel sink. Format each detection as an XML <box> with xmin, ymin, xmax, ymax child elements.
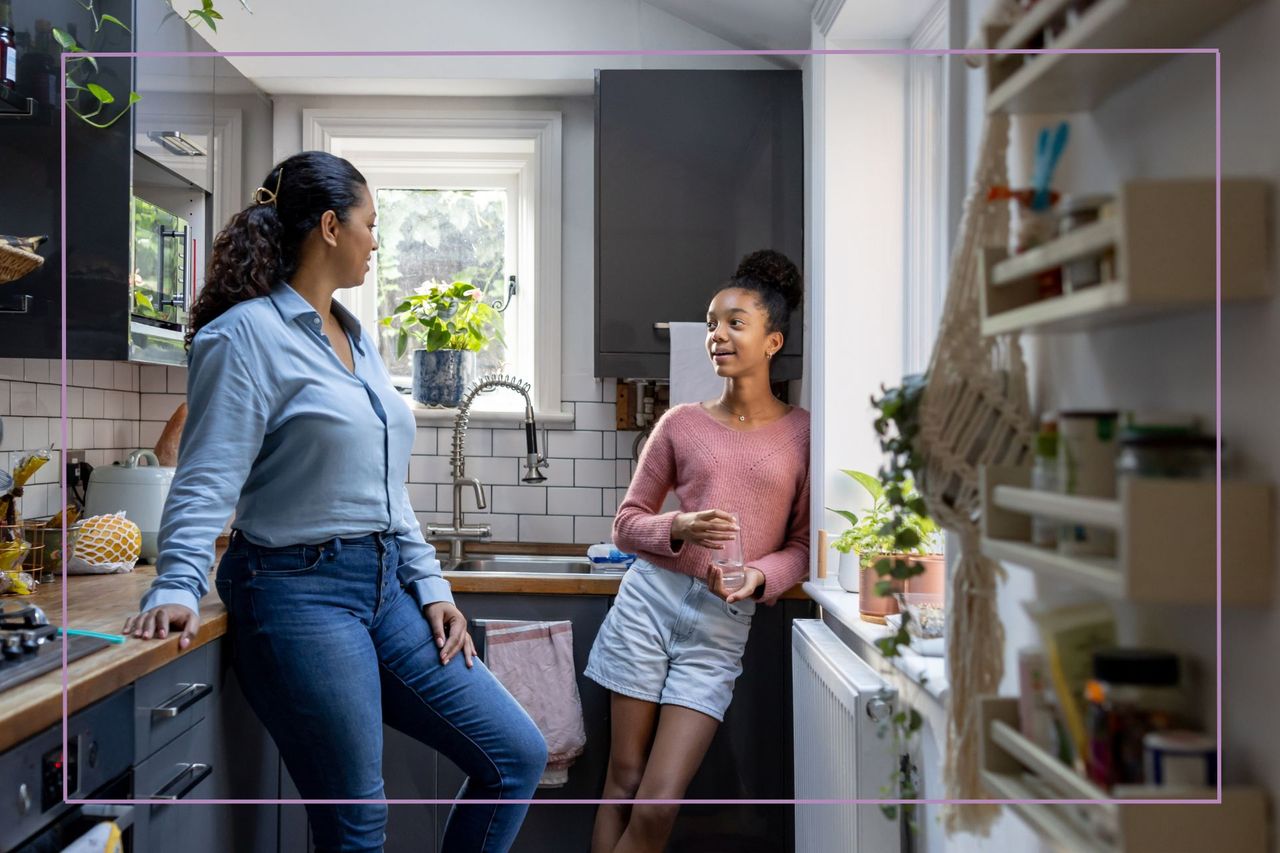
<box><xmin>444</xmin><ymin>555</ymin><xmax>595</xmax><ymax>575</ymax></box>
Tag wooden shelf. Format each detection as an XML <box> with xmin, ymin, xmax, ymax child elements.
<box><xmin>980</xmin><ymin>465</ymin><xmax>1274</xmax><ymax>606</ymax></box>
<box><xmin>981</xmin><ymin>180</ymin><xmax>1271</xmax><ymax>336</ymax></box>
<box><xmin>983</xmin><ymin>0</ymin><xmax>1259</xmax><ymax>115</ymax></box>
<box><xmin>980</xmin><ymin>697</ymin><xmax>1269</xmax><ymax>852</ymax></box>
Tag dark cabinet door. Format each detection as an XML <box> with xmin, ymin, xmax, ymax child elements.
<box><xmin>595</xmin><ymin>70</ymin><xmax>804</xmax><ymax>379</ymax></box>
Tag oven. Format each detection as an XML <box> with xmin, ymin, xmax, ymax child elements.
<box><xmin>1</xmin><ymin>688</ymin><xmax>135</xmax><ymax>853</ymax></box>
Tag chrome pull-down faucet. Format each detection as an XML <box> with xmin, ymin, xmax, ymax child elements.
<box><xmin>426</xmin><ymin>374</ymin><xmax>549</xmax><ymax>565</ymax></box>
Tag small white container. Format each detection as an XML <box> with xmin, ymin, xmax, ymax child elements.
<box><xmin>836</xmin><ymin>550</ymin><xmax>860</xmax><ymax>593</ymax></box>
<box><xmin>1057</xmin><ymin>411</ymin><xmax>1119</xmax><ymax>556</ymax></box>
<box><xmin>1144</xmin><ymin>730</ymin><xmax>1216</xmax><ymax>787</ymax></box>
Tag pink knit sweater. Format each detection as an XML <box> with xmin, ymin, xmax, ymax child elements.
<box><xmin>612</xmin><ymin>403</ymin><xmax>810</xmax><ymax>605</ymax></box>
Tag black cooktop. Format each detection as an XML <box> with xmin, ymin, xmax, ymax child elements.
<box><xmin>0</xmin><ymin>608</ymin><xmax>113</xmax><ymax>694</ymax></box>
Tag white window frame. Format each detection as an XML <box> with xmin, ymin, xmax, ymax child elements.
<box><xmin>302</xmin><ymin>108</ymin><xmax>564</xmax><ymax>420</ymax></box>
<box><xmin>903</xmin><ymin>2</ymin><xmax>951</xmax><ymax>375</ymax></box>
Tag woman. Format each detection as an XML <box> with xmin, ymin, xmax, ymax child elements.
<box><xmin>122</xmin><ymin>151</ymin><xmax>547</xmax><ymax>853</ymax></box>
<box><xmin>584</xmin><ymin>250</ymin><xmax>810</xmax><ymax>852</ymax></box>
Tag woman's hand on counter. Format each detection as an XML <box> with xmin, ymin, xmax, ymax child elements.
<box><xmin>671</xmin><ymin>509</ymin><xmax>738</xmax><ymax>550</ymax></box>
<box><xmin>122</xmin><ymin>605</ymin><xmax>202</xmax><ymax>650</ymax></box>
<box><xmin>706</xmin><ymin>565</ymin><xmax>765</xmax><ymax>604</ymax></box>
<box><xmin>423</xmin><ymin>601</ymin><xmax>476</xmax><ymax>668</ymax></box>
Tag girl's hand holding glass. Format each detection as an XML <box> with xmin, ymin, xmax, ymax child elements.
<box><xmin>707</xmin><ymin>563</ymin><xmax>764</xmax><ymax>603</ymax></box>
<box><xmin>670</xmin><ymin>508</ymin><xmax>739</xmax><ymax>550</ymax></box>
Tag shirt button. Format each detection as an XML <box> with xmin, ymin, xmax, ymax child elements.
<box><xmin>312</xmin><ymin>317</ymin><xmax>321</xmax><ymax>327</ymax></box>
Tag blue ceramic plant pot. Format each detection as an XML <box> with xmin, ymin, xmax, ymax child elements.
<box><xmin>412</xmin><ymin>349</ymin><xmax>475</xmax><ymax>407</ymax></box>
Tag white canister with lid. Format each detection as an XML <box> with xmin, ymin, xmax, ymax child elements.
<box><xmin>1057</xmin><ymin>410</ymin><xmax>1119</xmax><ymax>556</ymax></box>
<box><xmin>1143</xmin><ymin>730</ymin><xmax>1216</xmax><ymax>788</ymax></box>
<box><xmin>83</xmin><ymin>449</ymin><xmax>175</xmax><ymax>561</ymax></box>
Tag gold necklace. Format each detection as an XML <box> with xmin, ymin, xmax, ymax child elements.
<box><xmin>718</xmin><ymin>399</ymin><xmax>753</xmax><ymax>423</ymax></box>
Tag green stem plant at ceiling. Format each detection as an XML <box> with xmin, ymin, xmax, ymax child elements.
<box><xmin>54</xmin><ymin>0</ymin><xmax>248</xmax><ymax>128</ymax></box>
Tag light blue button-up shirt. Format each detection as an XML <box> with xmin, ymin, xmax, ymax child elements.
<box><xmin>140</xmin><ymin>282</ymin><xmax>453</xmax><ymax>615</ymax></box>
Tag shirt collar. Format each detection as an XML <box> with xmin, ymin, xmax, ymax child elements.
<box><xmin>270</xmin><ymin>281</ymin><xmax>366</xmax><ymax>354</ymax></box>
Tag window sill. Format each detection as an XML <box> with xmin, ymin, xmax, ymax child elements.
<box><xmin>410</xmin><ymin>405</ymin><xmax>576</xmax><ymax>427</ymax></box>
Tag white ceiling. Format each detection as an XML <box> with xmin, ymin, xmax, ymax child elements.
<box><xmin>826</xmin><ymin>0</ymin><xmax>942</xmax><ymax>42</ymax></box>
<box><xmin>644</xmin><ymin>0</ymin><xmax>817</xmax><ymax>50</ymax></box>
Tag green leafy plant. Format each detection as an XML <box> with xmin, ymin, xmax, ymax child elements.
<box><xmin>877</xmin><ymin>696</ymin><xmax>924</xmax><ymax>829</ymax></box>
<box><xmin>53</xmin><ymin>4</ymin><xmax>140</xmax><ymax>129</ymax></box>
<box><xmin>380</xmin><ymin>281</ymin><xmax>504</xmax><ymax>357</ymax></box>
<box><xmin>163</xmin><ymin>0</ymin><xmax>252</xmax><ymax>33</ymax></box>
<box><xmin>828</xmin><ymin>469</ymin><xmax>938</xmax><ymax>564</ymax></box>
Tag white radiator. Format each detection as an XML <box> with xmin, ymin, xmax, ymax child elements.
<box><xmin>792</xmin><ymin>619</ymin><xmax>899</xmax><ymax>853</ymax></box>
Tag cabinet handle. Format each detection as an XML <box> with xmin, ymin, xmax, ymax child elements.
<box><xmin>151</xmin><ymin>682</ymin><xmax>212</xmax><ymax>719</ymax></box>
<box><xmin>149</xmin><ymin>762</ymin><xmax>212</xmax><ymax>801</ymax></box>
<box><xmin>653</xmin><ymin>322</ymin><xmax>670</xmax><ymax>331</ymax></box>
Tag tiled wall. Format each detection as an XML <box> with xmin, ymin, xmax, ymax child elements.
<box><xmin>1</xmin><ymin>358</ymin><xmax>642</xmax><ymax>546</ymax></box>
<box><xmin>0</xmin><ymin>358</ymin><xmax>144</xmax><ymax>520</ymax></box>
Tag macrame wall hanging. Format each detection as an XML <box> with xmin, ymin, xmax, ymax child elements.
<box><xmin>918</xmin><ymin>107</ymin><xmax>1034</xmax><ymax>835</ymax></box>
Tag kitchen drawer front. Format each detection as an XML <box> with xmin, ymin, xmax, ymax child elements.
<box><xmin>134</xmin><ymin>643</ymin><xmax>214</xmax><ymax>763</ymax></box>
<box><xmin>132</xmin><ymin>719</ymin><xmax>218</xmax><ymax>853</ymax></box>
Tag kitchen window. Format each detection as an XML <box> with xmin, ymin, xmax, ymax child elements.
<box><xmin>308</xmin><ymin>110</ymin><xmax>564</xmax><ymax>416</ymax></box>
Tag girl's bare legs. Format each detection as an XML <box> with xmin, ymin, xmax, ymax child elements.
<box><xmin>592</xmin><ymin>693</ymin><xmax>661</xmax><ymax>853</ymax></box>
<box><xmin>612</xmin><ymin>704</ymin><xmax>720</xmax><ymax>853</ymax></box>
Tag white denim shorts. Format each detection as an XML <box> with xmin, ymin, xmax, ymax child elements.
<box><xmin>584</xmin><ymin>558</ymin><xmax>755</xmax><ymax>722</ymax></box>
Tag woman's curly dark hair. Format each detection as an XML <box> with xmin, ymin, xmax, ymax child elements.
<box><xmin>185</xmin><ymin>151</ymin><xmax>368</xmax><ymax>349</ymax></box>
<box><xmin>724</xmin><ymin>249</ymin><xmax>803</xmax><ymax>334</ymax></box>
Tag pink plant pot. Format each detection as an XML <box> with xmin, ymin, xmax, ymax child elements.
<box><xmin>858</xmin><ymin>552</ymin><xmax>946</xmax><ymax>624</ymax></box>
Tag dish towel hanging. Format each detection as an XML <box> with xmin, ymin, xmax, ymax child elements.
<box><xmin>483</xmin><ymin>620</ymin><xmax>587</xmax><ymax>787</ymax></box>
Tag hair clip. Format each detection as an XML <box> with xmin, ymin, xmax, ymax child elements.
<box><xmin>254</xmin><ymin>167</ymin><xmax>285</xmax><ymax>207</ymax></box>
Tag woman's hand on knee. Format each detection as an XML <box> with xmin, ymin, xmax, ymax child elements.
<box><xmin>122</xmin><ymin>605</ymin><xmax>201</xmax><ymax>649</ymax></box>
<box><xmin>423</xmin><ymin>601</ymin><xmax>475</xmax><ymax>668</ymax></box>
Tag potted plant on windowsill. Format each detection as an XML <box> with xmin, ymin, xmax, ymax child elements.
<box><xmin>828</xmin><ymin>469</ymin><xmax>944</xmax><ymax>624</ymax></box>
<box><xmin>381</xmin><ymin>280</ymin><xmax>503</xmax><ymax>407</ymax></box>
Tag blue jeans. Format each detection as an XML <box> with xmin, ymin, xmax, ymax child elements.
<box><xmin>215</xmin><ymin>531</ymin><xmax>548</xmax><ymax>853</ymax></box>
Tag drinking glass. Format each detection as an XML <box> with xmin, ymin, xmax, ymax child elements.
<box><xmin>713</xmin><ymin>512</ymin><xmax>745</xmax><ymax>591</ymax></box>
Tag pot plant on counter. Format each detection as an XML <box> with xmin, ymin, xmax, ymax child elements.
<box><xmin>380</xmin><ymin>280</ymin><xmax>503</xmax><ymax>407</ymax></box>
<box><xmin>828</xmin><ymin>469</ymin><xmax>944</xmax><ymax>624</ymax></box>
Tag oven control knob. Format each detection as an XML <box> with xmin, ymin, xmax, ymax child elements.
<box><xmin>17</xmin><ymin>782</ymin><xmax>30</xmax><ymax>815</ymax></box>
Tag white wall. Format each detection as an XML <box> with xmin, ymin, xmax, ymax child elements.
<box><xmin>815</xmin><ymin>42</ymin><xmax>907</xmax><ymax>529</ymax></box>
<box><xmin>960</xmin><ymin>0</ymin><xmax>1280</xmax><ymax>849</ymax></box>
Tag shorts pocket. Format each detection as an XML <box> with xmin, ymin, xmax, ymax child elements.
<box><xmin>630</xmin><ymin>560</ymin><xmax>659</xmax><ymax>575</ymax></box>
<box><xmin>723</xmin><ymin>600</ymin><xmax>753</xmax><ymax>626</ymax></box>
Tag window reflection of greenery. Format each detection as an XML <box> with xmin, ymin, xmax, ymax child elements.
<box><xmin>375</xmin><ymin>189</ymin><xmax>508</xmax><ymax>378</ymax></box>
<box><xmin>131</xmin><ymin>200</ymin><xmax>182</xmax><ymax>324</ymax></box>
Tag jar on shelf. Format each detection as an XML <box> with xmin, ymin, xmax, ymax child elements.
<box><xmin>1056</xmin><ymin>410</ymin><xmax>1118</xmax><ymax>556</ymax></box>
<box><xmin>1118</xmin><ymin>431</ymin><xmax>1217</xmax><ymax>480</ymax></box>
<box><xmin>1031</xmin><ymin>418</ymin><xmax>1059</xmax><ymax>548</ymax></box>
<box><xmin>1058</xmin><ymin>193</ymin><xmax>1115</xmax><ymax>291</ymax></box>
<box><xmin>1085</xmin><ymin>648</ymin><xmax>1188</xmax><ymax>788</ymax></box>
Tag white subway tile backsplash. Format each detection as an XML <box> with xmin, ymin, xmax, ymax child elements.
<box><xmin>575</xmin><ymin>515</ymin><xmax>614</xmax><ymax>545</ymax></box>
<box><xmin>122</xmin><ymin>394</ymin><xmax>140</xmax><ymax>420</ymax></box>
<box><xmin>0</xmin><ymin>359</ymin><xmax>23</xmax><ymax>381</ymax></box>
<box><xmin>615</xmin><ymin>431</ymin><xmax>641</xmax><ymax>459</ymax></box>
<box><xmin>491</xmin><ymin>484</ymin><xmax>547</xmax><ymax>515</ymax></box>
<box><xmin>140</xmin><ymin>365</ymin><xmax>167</xmax><ymax>393</ymax></box>
<box><xmin>409</xmin><ymin>455</ymin><xmax>451</xmax><ymax>484</ymax></box>
<box><xmin>113</xmin><ymin>421</ymin><xmax>133</xmax><ymax>449</ymax></box>
<box><xmin>93</xmin><ymin>361</ymin><xmax>114</xmax><ymax>390</ymax></box>
<box><xmin>575</xmin><ymin>459</ymin><xmax>616</xmax><ymax>488</ymax></box>
<box><xmin>562</xmin><ymin>373</ymin><xmax>601</xmax><ymax>403</ymax></box>
<box><xmin>10</xmin><ymin>383</ymin><xmax>36</xmax><ymax>416</ymax></box>
<box><xmin>535</xmin><ymin>458</ymin><xmax>575</xmax><ymax>488</ymax></box>
<box><xmin>442</xmin><ymin>427</ymin><xmax>490</xmax><ymax>457</ymax></box>
<box><xmin>65</xmin><ymin>387</ymin><xmax>82</xmax><ymax>419</ymax></box>
<box><xmin>71</xmin><ymin>360</ymin><xmax>94</xmax><ymax>387</ymax></box>
<box><xmin>0</xmin><ymin>423</ymin><xmax>20</xmax><ymax>451</ymax></box>
<box><xmin>574</xmin><ymin>402</ymin><xmax>617</xmax><ymax>432</ymax></box>
<box><xmin>436</xmin><ymin>483</ymin><xmax>489</xmax><ymax>514</ymax></box>
<box><xmin>72</xmin><ymin>419</ymin><xmax>93</xmax><ymax>450</ymax></box>
<box><xmin>86</xmin><ymin>449</ymin><xmax>109</xmax><ymax>467</ymax></box>
<box><xmin>549</xmin><ymin>430</ymin><xmax>602</xmax><ymax>459</ymax></box>
<box><xmin>411</xmin><ymin>428</ymin><xmax>438</xmax><ymax>455</ymax></box>
<box><xmin>166</xmin><ymin>366</ymin><xmax>187</xmax><ymax>394</ymax></box>
<box><xmin>491</xmin><ymin>428</ymin><xmax>526</xmax><ymax>458</ymax></box>
<box><xmin>466</xmin><ymin>455</ymin><xmax>519</xmax><ymax>487</ymax></box>
<box><xmin>519</xmin><ymin>515</ymin><xmax>574</xmax><ymax>544</ymax></box>
<box><xmin>34</xmin><ymin>384</ymin><xmax>59</xmax><ymax>418</ymax></box>
<box><xmin>601</xmin><ymin>378</ymin><xmax>617</xmax><ymax>402</ymax></box>
<box><xmin>103</xmin><ymin>391</ymin><xmax>124</xmax><ymax>420</ymax></box>
<box><xmin>140</xmin><ymin>393</ymin><xmax>184</xmax><ymax>422</ymax></box>
<box><xmin>82</xmin><ymin>389</ymin><xmax>104</xmax><ymax>419</ymax></box>
<box><xmin>406</xmin><ymin>483</ymin><xmax>436</xmax><ymax>513</ymax></box>
<box><xmin>615</xmin><ymin>459</ymin><xmax>634</xmax><ymax>488</ymax></box>
<box><xmin>113</xmin><ymin>362</ymin><xmax>135</xmax><ymax>391</ymax></box>
<box><xmin>23</xmin><ymin>359</ymin><xmax>50</xmax><ymax>383</ymax></box>
<box><xmin>547</xmin><ymin>487</ymin><xmax>601</xmax><ymax>516</ymax></box>
<box><xmin>93</xmin><ymin>420</ymin><xmax>113</xmax><ymax>449</ymax></box>
<box><xmin>22</xmin><ymin>417</ymin><xmax>49</xmax><ymax>450</ymax></box>
<box><xmin>0</xmin><ymin>382</ymin><xmax>8</xmax><ymax>416</ymax></box>
<box><xmin>139</xmin><ymin>421</ymin><xmax>163</xmax><ymax>449</ymax></box>
<box><xmin>474</xmin><ymin>513</ymin><xmax>519</xmax><ymax>542</ymax></box>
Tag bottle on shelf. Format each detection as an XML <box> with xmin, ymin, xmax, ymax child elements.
<box><xmin>0</xmin><ymin>0</ymin><xmax>18</xmax><ymax>93</ymax></box>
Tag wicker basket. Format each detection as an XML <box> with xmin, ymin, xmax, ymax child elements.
<box><xmin>0</xmin><ymin>237</ymin><xmax>46</xmax><ymax>285</ymax></box>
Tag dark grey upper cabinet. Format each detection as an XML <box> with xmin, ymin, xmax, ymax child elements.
<box><xmin>595</xmin><ymin>70</ymin><xmax>804</xmax><ymax>379</ymax></box>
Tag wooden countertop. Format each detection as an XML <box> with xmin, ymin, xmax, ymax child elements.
<box><xmin>0</xmin><ymin>551</ymin><xmax>805</xmax><ymax>753</ymax></box>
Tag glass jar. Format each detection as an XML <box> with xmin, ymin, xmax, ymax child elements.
<box><xmin>1117</xmin><ymin>431</ymin><xmax>1216</xmax><ymax>480</ymax></box>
